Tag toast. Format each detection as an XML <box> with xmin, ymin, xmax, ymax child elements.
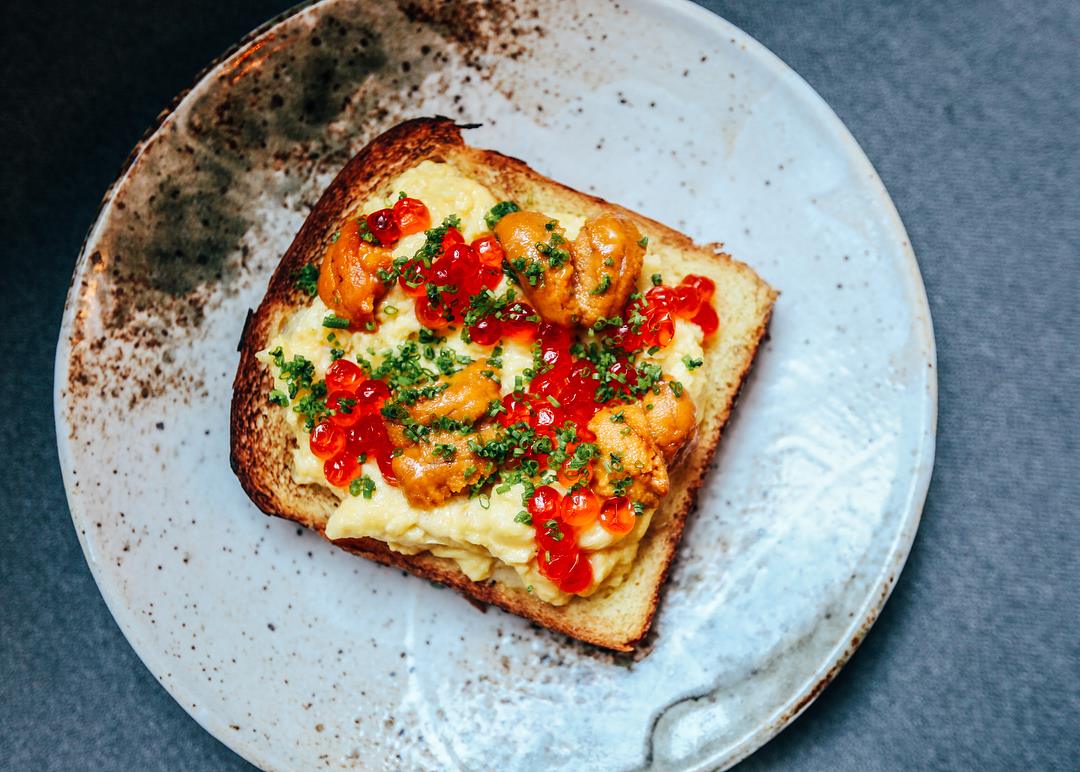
<box><xmin>230</xmin><ymin>117</ymin><xmax>776</xmax><ymax>651</ymax></box>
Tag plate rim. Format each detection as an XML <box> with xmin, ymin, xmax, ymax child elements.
<box><xmin>53</xmin><ymin>1</ymin><xmax>938</xmax><ymax>769</ymax></box>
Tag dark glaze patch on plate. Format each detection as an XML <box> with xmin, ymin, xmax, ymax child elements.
<box><xmin>63</xmin><ymin>0</ymin><xmax>538</xmax><ymax>411</ymax></box>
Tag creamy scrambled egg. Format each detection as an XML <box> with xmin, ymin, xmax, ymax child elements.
<box><xmin>259</xmin><ymin>161</ymin><xmax>705</xmax><ymax>604</ymax></box>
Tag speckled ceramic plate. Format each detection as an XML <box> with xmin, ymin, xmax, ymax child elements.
<box><xmin>54</xmin><ymin>1</ymin><xmax>935</xmax><ymax>769</ymax></box>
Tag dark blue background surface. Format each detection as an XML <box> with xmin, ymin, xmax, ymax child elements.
<box><xmin>2</xmin><ymin>1</ymin><xmax>1077</xmax><ymax>769</ymax></box>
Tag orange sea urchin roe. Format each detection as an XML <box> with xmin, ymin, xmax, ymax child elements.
<box><xmin>317</xmin><ymin>219</ymin><xmax>393</xmax><ymax>328</ymax></box>
<box><xmin>271</xmin><ymin>192</ymin><xmax>721</xmax><ymax>598</ymax></box>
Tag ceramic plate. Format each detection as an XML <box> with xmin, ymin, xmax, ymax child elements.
<box><xmin>54</xmin><ymin>1</ymin><xmax>936</xmax><ymax>768</ymax></box>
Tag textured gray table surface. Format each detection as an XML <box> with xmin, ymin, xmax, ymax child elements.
<box><xmin>2</xmin><ymin>0</ymin><xmax>1077</xmax><ymax>769</ymax></box>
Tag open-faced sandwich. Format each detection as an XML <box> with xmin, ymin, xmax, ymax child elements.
<box><xmin>231</xmin><ymin>117</ymin><xmax>776</xmax><ymax>651</ymax></box>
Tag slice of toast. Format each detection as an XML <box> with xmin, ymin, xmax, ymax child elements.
<box><xmin>230</xmin><ymin>117</ymin><xmax>776</xmax><ymax>652</ymax></box>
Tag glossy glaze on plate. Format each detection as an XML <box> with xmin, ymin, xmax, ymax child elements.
<box><xmin>54</xmin><ymin>1</ymin><xmax>936</xmax><ymax>769</ymax></box>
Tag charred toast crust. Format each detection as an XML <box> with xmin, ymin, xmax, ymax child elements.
<box><xmin>230</xmin><ymin>117</ymin><xmax>776</xmax><ymax>652</ymax></box>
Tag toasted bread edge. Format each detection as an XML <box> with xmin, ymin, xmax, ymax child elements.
<box><xmin>229</xmin><ymin>117</ymin><xmax>776</xmax><ymax>652</ymax></box>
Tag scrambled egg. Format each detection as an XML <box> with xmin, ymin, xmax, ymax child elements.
<box><xmin>259</xmin><ymin>161</ymin><xmax>705</xmax><ymax>604</ymax></box>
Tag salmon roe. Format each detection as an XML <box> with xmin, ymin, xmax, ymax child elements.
<box><xmin>291</xmin><ymin>196</ymin><xmax>722</xmax><ymax>595</ymax></box>
<box><xmin>311</xmin><ymin>364</ymin><xmax>395</xmax><ymax>488</ymax></box>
